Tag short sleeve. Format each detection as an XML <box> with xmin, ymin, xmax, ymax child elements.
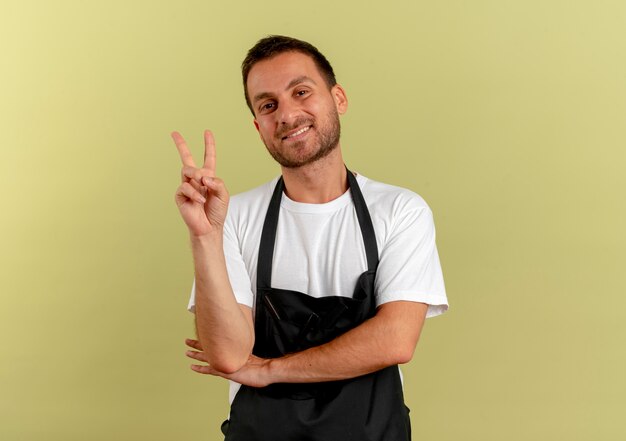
<box><xmin>375</xmin><ymin>198</ymin><xmax>448</xmax><ymax>318</ymax></box>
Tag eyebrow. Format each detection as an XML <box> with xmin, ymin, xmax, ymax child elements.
<box><xmin>252</xmin><ymin>75</ymin><xmax>317</xmax><ymax>104</ymax></box>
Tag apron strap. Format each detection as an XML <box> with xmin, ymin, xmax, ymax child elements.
<box><xmin>346</xmin><ymin>169</ymin><xmax>379</xmax><ymax>273</ymax></box>
<box><xmin>257</xmin><ymin>176</ymin><xmax>285</xmax><ymax>291</ymax></box>
<box><xmin>256</xmin><ymin>167</ymin><xmax>379</xmax><ymax>293</ymax></box>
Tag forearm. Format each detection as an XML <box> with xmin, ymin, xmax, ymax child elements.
<box><xmin>266</xmin><ymin>301</ymin><xmax>428</xmax><ymax>383</ymax></box>
<box><xmin>191</xmin><ymin>232</ymin><xmax>254</xmax><ymax>373</ymax></box>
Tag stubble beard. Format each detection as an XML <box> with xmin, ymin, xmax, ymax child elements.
<box><xmin>264</xmin><ymin>108</ymin><xmax>341</xmax><ymax>169</ymax></box>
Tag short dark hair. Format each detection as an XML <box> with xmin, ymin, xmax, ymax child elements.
<box><xmin>241</xmin><ymin>35</ymin><xmax>337</xmax><ymax>114</ymax></box>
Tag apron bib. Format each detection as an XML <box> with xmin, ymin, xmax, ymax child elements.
<box><xmin>222</xmin><ymin>170</ymin><xmax>411</xmax><ymax>441</ymax></box>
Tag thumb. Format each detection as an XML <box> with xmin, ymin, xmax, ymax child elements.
<box><xmin>202</xmin><ymin>177</ymin><xmax>229</xmax><ymax>202</ymax></box>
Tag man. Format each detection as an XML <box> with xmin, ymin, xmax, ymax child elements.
<box><xmin>173</xmin><ymin>35</ymin><xmax>448</xmax><ymax>440</ymax></box>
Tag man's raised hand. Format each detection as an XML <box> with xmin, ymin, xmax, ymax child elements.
<box><xmin>172</xmin><ymin>130</ymin><xmax>229</xmax><ymax>237</ymax></box>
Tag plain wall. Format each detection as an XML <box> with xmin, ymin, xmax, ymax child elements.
<box><xmin>1</xmin><ymin>0</ymin><xmax>624</xmax><ymax>439</ymax></box>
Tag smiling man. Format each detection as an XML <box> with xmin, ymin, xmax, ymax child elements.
<box><xmin>173</xmin><ymin>35</ymin><xmax>448</xmax><ymax>441</ymax></box>
<box><xmin>247</xmin><ymin>55</ymin><xmax>343</xmax><ymax>170</ymax></box>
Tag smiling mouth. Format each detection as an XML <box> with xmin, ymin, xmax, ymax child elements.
<box><xmin>282</xmin><ymin>125</ymin><xmax>312</xmax><ymax>140</ymax></box>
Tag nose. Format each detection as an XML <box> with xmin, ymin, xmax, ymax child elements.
<box><xmin>277</xmin><ymin>98</ymin><xmax>300</xmax><ymax>126</ymax></box>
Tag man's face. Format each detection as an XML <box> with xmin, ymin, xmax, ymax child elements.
<box><xmin>246</xmin><ymin>51</ymin><xmax>347</xmax><ymax>169</ymax></box>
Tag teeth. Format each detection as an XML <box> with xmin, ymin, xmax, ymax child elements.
<box><xmin>287</xmin><ymin>126</ymin><xmax>310</xmax><ymax>138</ymax></box>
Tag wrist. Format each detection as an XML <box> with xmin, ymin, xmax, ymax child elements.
<box><xmin>264</xmin><ymin>357</ymin><xmax>281</xmax><ymax>385</ymax></box>
<box><xmin>266</xmin><ymin>354</ymin><xmax>296</xmax><ymax>385</ymax></box>
<box><xmin>190</xmin><ymin>228</ymin><xmax>223</xmax><ymax>246</ymax></box>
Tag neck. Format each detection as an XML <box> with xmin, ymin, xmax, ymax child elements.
<box><xmin>280</xmin><ymin>147</ymin><xmax>348</xmax><ymax>203</ymax></box>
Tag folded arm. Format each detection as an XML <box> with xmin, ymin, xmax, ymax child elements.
<box><xmin>187</xmin><ymin>300</ymin><xmax>427</xmax><ymax>386</ymax></box>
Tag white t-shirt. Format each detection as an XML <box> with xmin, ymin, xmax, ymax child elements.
<box><xmin>188</xmin><ymin>174</ymin><xmax>448</xmax><ymax>402</ymax></box>
<box><xmin>189</xmin><ymin>173</ymin><xmax>447</xmax><ymax>313</ymax></box>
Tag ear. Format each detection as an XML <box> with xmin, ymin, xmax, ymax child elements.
<box><xmin>253</xmin><ymin>119</ymin><xmax>260</xmax><ymax>132</ymax></box>
<box><xmin>331</xmin><ymin>84</ymin><xmax>348</xmax><ymax>115</ymax></box>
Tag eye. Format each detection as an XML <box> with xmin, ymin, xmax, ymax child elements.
<box><xmin>259</xmin><ymin>101</ymin><xmax>276</xmax><ymax>113</ymax></box>
<box><xmin>295</xmin><ymin>89</ymin><xmax>309</xmax><ymax>97</ymax></box>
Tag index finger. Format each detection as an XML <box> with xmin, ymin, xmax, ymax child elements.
<box><xmin>203</xmin><ymin>129</ymin><xmax>216</xmax><ymax>174</ymax></box>
<box><xmin>171</xmin><ymin>131</ymin><xmax>196</xmax><ymax>167</ymax></box>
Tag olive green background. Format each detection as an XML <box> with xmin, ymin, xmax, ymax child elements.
<box><xmin>1</xmin><ymin>0</ymin><xmax>624</xmax><ymax>439</ymax></box>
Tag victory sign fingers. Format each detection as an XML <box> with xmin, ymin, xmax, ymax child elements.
<box><xmin>172</xmin><ymin>130</ymin><xmax>230</xmax><ymax>236</ymax></box>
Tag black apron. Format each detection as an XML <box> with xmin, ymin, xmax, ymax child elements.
<box><xmin>222</xmin><ymin>170</ymin><xmax>411</xmax><ymax>441</ymax></box>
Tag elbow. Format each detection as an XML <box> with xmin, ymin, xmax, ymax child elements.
<box><xmin>210</xmin><ymin>361</ymin><xmax>240</xmax><ymax>375</ymax></box>
<box><xmin>196</xmin><ymin>329</ymin><xmax>255</xmax><ymax>375</ymax></box>
<box><xmin>393</xmin><ymin>345</ymin><xmax>416</xmax><ymax>365</ymax></box>
<box><xmin>385</xmin><ymin>333</ymin><xmax>419</xmax><ymax>365</ymax></box>
<box><xmin>375</xmin><ymin>300</ymin><xmax>427</xmax><ymax>367</ymax></box>
<box><xmin>379</xmin><ymin>346</ymin><xmax>414</xmax><ymax>367</ymax></box>
<box><xmin>377</xmin><ymin>339</ymin><xmax>417</xmax><ymax>366</ymax></box>
<box><xmin>206</xmin><ymin>339</ymin><xmax>254</xmax><ymax>374</ymax></box>
<box><xmin>209</xmin><ymin>354</ymin><xmax>248</xmax><ymax>375</ymax></box>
